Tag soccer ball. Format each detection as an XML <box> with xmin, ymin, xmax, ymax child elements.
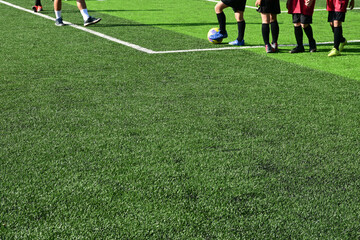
<box><xmin>207</xmin><ymin>27</ymin><xmax>223</xmax><ymax>44</ymax></box>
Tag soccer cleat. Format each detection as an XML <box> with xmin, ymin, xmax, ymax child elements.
<box><xmin>228</xmin><ymin>39</ymin><xmax>245</xmax><ymax>46</ymax></box>
<box><xmin>84</xmin><ymin>16</ymin><xmax>101</xmax><ymax>27</ymax></box>
<box><xmin>32</xmin><ymin>6</ymin><xmax>37</xmax><ymax>12</ymax></box>
<box><xmin>339</xmin><ymin>39</ymin><xmax>347</xmax><ymax>52</ymax></box>
<box><xmin>309</xmin><ymin>40</ymin><xmax>317</xmax><ymax>52</ymax></box>
<box><xmin>328</xmin><ymin>48</ymin><xmax>341</xmax><ymax>57</ymax></box>
<box><xmin>265</xmin><ymin>44</ymin><xmax>275</xmax><ymax>53</ymax></box>
<box><xmin>289</xmin><ymin>45</ymin><xmax>305</xmax><ymax>53</ymax></box>
<box><xmin>271</xmin><ymin>42</ymin><xmax>279</xmax><ymax>52</ymax></box>
<box><xmin>209</xmin><ymin>31</ymin><xmax>228</xmax><ymax>41</ymax></box>
<box><xmin>37</xmin><ymin>6</ymin><xmax>43</xmax><ymax>12</ymax></box>
<box><xmin>55</xmin><ymin>17</ymin><xmax>65</xmax><ymax>26</ymax></box>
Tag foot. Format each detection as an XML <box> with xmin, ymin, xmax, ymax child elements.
<box><xmin>271</xmin><ymin>42</ymin><xmax>278</xmax><ymax>52</ymax></box>
<box><xmin>339</xmin><ymin>39</ymin><xmax>347</xmax><ymax>52</ymax></box>
<box><xmin>55</xmin><ymin>17</ymin><xmax>65</xmax><ymax>26</ymax></box>
<box><xmin>228</xmin><ymin>39</ymin><xmax>245</xmax><ymax>46</ymax></box>
<box><xmin>328</xmin><ymin>48</ymin><xmax>341</xmax><ymax>57</ymax></box>
<box><xmin>209</xmin><ymin>31</ymin><xmax>228</xmax><ymax>41</ymax></box>
<box><xmin>84</xmin><ymin>16</ymin><xmax>101</xmax><ymax>27</ymax></box>
<box><xmin>265</xmin><ymin>44</ymin><xmax>275</xmax><ymax>53</ymax></box>
<box><xmin>32</xmin><ymin>6</ymin><xmax>37</xmax><ymax>12</ymax></box>
<box><xmin>37</xmin><ymin>6</ymin><xmax>43</xmax><ymax>12</ymax></box>
<box><xmin>309</xmin><ymin>40</ymin><xmax>316</xmax><ymax>52</ymax></box>
<box><xmin>289</xmin><ymin>45</ymin><xmax>305</xmax><ymax>53</ymax></box>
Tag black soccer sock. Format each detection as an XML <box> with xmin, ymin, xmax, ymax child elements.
<box><xmin>303</xmin><ymin>25</ymin><xmax>314</xmax><ymax>43</ymax></box>
<box><xmin>237</xmin><ymin>21</ymin><xmax>246</xmax><ymax>41</ymax></box>
<box><xmin>331</xmin><ymin>24</ymin><xmax>345</xmax><ymax>42</ymax></box>
<box><xmin>35</xmin><ymin>0</ymin><xmax>41</xmax><ymax>6</ymax></box>
<box><xmin>270</xmin><ymin>21</ymin><xmax>279</xmax><ymax>44</ymax></box>
<box><xmin>216</xmin><ymin>12</ymin><xmax>226</xmax><ymax>34</ymax></box>
<box><xmin>294</xmin><ymin>26</ymin><xmax>303</xmax><ymax>47</ymax></box>
<box><xmin>333</xmin><ymin>26</ymin><xmax>342</xmax><ymax>50</ymax></box>
<box><xmin>262</xmin><ymin>23</ymin><xmax>270</xmax><ymax>45</ymax></box>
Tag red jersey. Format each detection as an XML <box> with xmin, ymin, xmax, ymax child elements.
<box><xmin>287</xmin><ymin>0</ymin><xmax>316</xmax><ymax>16</ymax></box>
<box><xmin>327</xmin><ymin>0</ymin><xmax>349</xmax><ymax>12</ymax></box>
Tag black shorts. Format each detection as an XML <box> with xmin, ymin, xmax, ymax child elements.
<box><xmin>221</xmin><ymin>0</ymin><xmax>247</xmax><ymax>12</ymax></box>
<box><xmin>293</xmin><ymin>13</ymin><xmax>313</xmax><ymax>24</ymax></box>
<box><xmin>328</xmin><ymin>11</ymin><xmax>346</xmax><ymax>22</ymax></box>
<box><xmin>257</xmin><ymin>0</ymin><xmax>281</xmax><ymax>14</ymax></box>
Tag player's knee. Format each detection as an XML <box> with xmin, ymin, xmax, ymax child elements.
<box><xmin>301</xmin><ymin>24</ymin><xmax>309</xmax><ymax>29</ymax></box>
<box><xmin>235</xmin><ymin>12</ymin><xmax>244</xmax><ymax>21</ymax></box>
<box><xmin>270</xmin><ymin>14</ymin><xmax>277</xmax><ymax>22</ymax></box>
<box><xmin>215</xmin><ymin>3</ymin><xmax>224</xmax><ymax>13</ymax></box>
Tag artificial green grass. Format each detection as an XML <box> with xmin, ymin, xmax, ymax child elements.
<box><xmin>1</xmin><ymin>0</ymin><xmax>360</xmax><ymax>239</ymax></box>
<box><xmin>80</xmin><ymin>0</ymin><xmax>360</xmax><ymax>80</ymax></box>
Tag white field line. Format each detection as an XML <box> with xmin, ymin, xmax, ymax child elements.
<box><xmin>154</xmin><ymin>40</ymin><xmax>360</xmax><ymax>54</ymax></box>
<box><xmin>1</xmin><ymin>0</ymin><xmax>359</xmax><ymax>54</ymax></box>
<box><xmin>0</xmin><ymin>0</ymin><xmax>156</xmax><ymax>54</ymax></box>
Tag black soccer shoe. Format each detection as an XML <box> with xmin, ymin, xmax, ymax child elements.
<box><xmin>84</xmin><ymin>16</ymin><xmax>101</xmax><ymax>27</ymax></box>
<box><xmin>55</xmin><ymin>17</ymin><xmax>65</xmax><ymax>26</ymax></box>
<box><xmin>265</xmin><ymin>44</ymin><xmax>275</xmax><ymax>53</ymax></box>
<box><xmin>290</xmin><ymin>46</ymin><xmax>305</xmax><ymax>53</ymax></box>
<box><xmin>309</xmin><ymin>40</ymin><xmax>317</xmax><ymax>52</ymax></box>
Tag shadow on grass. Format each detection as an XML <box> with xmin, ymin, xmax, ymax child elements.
<box><xmin>316</xmin><ymin>42</ymin><xmax>360</xmax><ymax>53</ymax></box>
<box><xmin>345</xmin><ymin>42</ymin><xmax>360</xmax><ymax>53</ymax></box>
<box><xmin>98</xmin><ymin>22</ymin><xmax>259</xmax><ymax>28</ymax></box>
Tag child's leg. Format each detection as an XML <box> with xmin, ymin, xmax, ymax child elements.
<box><xmin>302</xmin><ymin>23</ymin><xmax>316</xmax><ymax>51</ymax></box>
<box><xmin>54</xmin><ymin>0</ymin><xmax>61</xmax><ymax>11</ymax></box>
<box><xmin>215</xmin><ymin>2</ymin><xmax>228</xmax><ymax>34</ymax></box>
<box><xmin>333</xmin><ymin>20</ymin><xmax>343</xmax><ymax>50</ymax></box>
<box><xmin>294</xmin><ymin>23</ymin><xmax>303</xmax><ymax>47</ymax></box>
<box><xmin>53</xmin><ymin>0</ymin><xmax>65</xmax><ymax>25</ymax></box>
<box><xmin>235</xmin><ymin>11</ymin><xmax>245</xmax><ymax>41</ymax></box>
<box><xmin>330</xmin><ymin>21</ymin><xmax>335</xmax><ymax>32</ymax></box>
<box><xmin>302</xmin><ymin>24</ymin><xmax>313</xmax><ymax>41</ymax></box>
<box><xmin>330</xmin><ymin>23</ymin><xmax>345</xmax><ymax>41</ymax></box>
<box><xmin>76</xmin><ymin>0</ymin><xmax>87</xmax><ymax>10</ymax></box>
<box><xmin>289</xmin><ymin>20</ymin><xmax>306</xmax><ymax>53</ymax></box>
<box><xmin>302</xmin><ymin>24</ymin><xmax>315</xmax><ymax>43</ymax></box>
<box><xmin>270</xmin><ymin>14</ymin><xmax>279</xmax><ymax>44</ymax></box>
<box><xmin>54</xmin><ymin>0</ymin><xmax>62</xmax><ymax>16</ymax></box>
<box><xmin>77</xmin><ymin>0</ymin><xmax>101</xmax><ymax>26</ymax></box>
<box><xmin>261</xmin><ymin>13</ymin><xmax>270</xmax><ymax>45</ymax></box>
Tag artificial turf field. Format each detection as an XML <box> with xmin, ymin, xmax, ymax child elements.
<box><xmin>1</xmin><ymin>0</ymin><xmax>360</xmax><ymax>238</ymax></box>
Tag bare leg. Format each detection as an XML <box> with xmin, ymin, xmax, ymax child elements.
<box><xmin>76</xmin><ymin>0</ymin><xmax>87</xmax><ymax>10</ymax></box>
<box><xmin>54</xmin><ymin>0</ymin><xmax>61</xmax><ymax>11</ymax></box>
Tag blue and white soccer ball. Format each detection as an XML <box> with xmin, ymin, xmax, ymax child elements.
<box><xmin>207</xmin><ymin>27</ymin><xmax>223</xmax><ymax>44</ymax></box>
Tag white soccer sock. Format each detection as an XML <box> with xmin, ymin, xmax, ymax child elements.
<box><xmin>55</xmin><ymin>11</ymin><xmax>61</xmax><ymax>19</ymax></box>
<box><xmin>80</xmin><ymin>9</ymin><xmax>90</xmax><ymax>21</ymax></box>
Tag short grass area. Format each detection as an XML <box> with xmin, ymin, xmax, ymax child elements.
<box><xmin>71</xmin><ymin>0</ymin><xmax>360</xmax><ymax>80</ymax></box>
<box><xmin>1</xmin><ymin>0</ymin><xmax>360</xmax><ymax>239</ymax></box>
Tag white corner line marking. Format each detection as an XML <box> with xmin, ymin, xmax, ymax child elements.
<box><xmin>0</xmin><ymin>0</ymin><xmax>156</xmax><ymax>54</ymax></box>
<box><xmin>1</xmin><ymin>0</ymin><xmax>360</xmax><ymax>54</ymax></box>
